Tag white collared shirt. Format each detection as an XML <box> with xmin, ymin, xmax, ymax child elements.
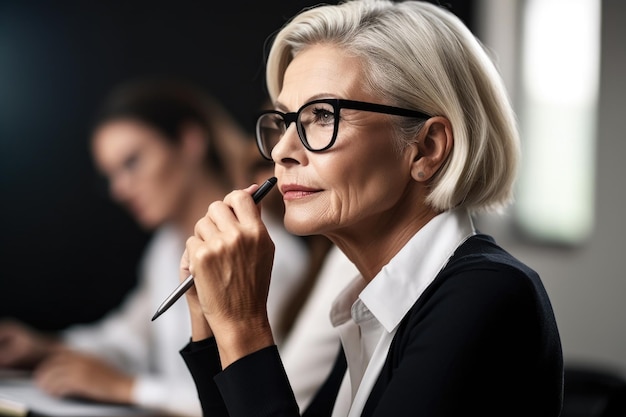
<box><xmin>330</xmin><ymin>208</ymin><xmax>476</xmax><ymax>417</ymax></box>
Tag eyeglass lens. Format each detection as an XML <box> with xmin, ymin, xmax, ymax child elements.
<box><xmin>257</xmin><ymin>101</ymin><xmax>337</xmax><ymax>159</ymax></box>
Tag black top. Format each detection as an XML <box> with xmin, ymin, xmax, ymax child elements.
<box><xmin>181</xmin><ymin>234</ymin><xmax>564</xmax><ymax>416</ymax></box>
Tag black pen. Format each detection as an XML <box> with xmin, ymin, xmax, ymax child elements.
<box><xmin>151</xmin><ymin>177</ymin><xmax>277</xmax><ymax>321</ymax></box>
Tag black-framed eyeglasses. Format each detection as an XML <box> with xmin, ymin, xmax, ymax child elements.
<box><xmin>255</xmin><ymin>98</ymin><xmax>431</xmax><ymax>161</ymax></box>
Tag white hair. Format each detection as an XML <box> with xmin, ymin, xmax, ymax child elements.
<box><xmin>265</xmin><ymin>0</ymin><xmax>520</xmax><ymax>213</ymax></box>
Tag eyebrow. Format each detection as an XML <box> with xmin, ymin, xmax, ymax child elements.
<box><xmin>274</xmin><ymin>93</ymin><xmax>340</xmax><ymax>112</ymax></box>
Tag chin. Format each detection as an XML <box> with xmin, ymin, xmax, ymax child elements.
<box><xmin>283</xmin><ymin>214</ymin><xmax>323</xmax><ymax>237</ymax></box>
<box><xmin>135</xmin><ymin>215</ymin><xmax>162</xmax><ymax>231</ymax></box>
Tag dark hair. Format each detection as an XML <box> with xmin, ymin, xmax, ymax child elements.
<box><xmin>93</xmin><ymin>77</ymin><xmax>228</xmax><ymax>174</ymax></box>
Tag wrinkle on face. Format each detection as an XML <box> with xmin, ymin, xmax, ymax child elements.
<box><xmin>275</xmin><ymin>45</ymin><xmax>415</xmax><ymax>239</ymax></box>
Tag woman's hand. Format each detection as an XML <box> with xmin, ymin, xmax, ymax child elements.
<box><xmin>181</xmin><ymin>250</ymin><xmax>214</xmax><ymax>342</ymax></box>
<box><xmin>34</xmin><ymin>350</ymin><xmax>133</xmax><ymax>404</ymax></box>
<box><xmin>0</xmin><ymin>319</ymin><xmax>64</xmax><ymax>369</ymax></box>
<box><xmin>185</xmin><ymin>185</ymin><xmax>276</xmax><ymax>368</ymax></box>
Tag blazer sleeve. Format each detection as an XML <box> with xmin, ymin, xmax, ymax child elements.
<box><xmin>181</xmin><ymin>339</ymin><xmax>300</xmax><ymax>417</ymax></box>
<box><xmin>180</xmin><ymin>337</ymin><xmax>229</xmax><ymax>417</ymax></box>
<box><xmin>214</xmin><ymin>345</ymin><xmax>300</xmax><ymax>417</ymax></box>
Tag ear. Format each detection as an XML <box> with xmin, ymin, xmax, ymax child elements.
<box><xmin>410</xmin><ymin>116</ymin><xmax>453</xmax><ymax>182</ymax></box>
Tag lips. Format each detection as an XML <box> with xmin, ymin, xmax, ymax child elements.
<box><xmin>280</xmin><ymin>184</ymin><xmax>321</xmax><ymax>200</ymax></box>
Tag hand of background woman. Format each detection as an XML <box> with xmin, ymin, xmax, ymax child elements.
<box><xmin>34</xmin><ymin>350</ymin><xmax>133</xmax><ymax>404</ymax></box>
<box><xmin>0</xmin><ymin>319</ymin><xmax>64</xmax><ymax>369</ymax></box>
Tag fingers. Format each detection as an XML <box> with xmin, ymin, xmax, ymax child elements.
<box><xmin>189</xmin><ymin>188</ymin><xmax>266</xmax><ymax>275</ymax></box>
<box><xmin>0</xmin><ymin>322</ymin><xmax>38</xmax><ymax>368</ymax></box>
<box><xmin>195</xmin><ymin>188</ymin><xmax>261</xmax><ymax>239</ymax></box>
<box><xmin>34</xmin><ymin>352</ymin><xmax>131</xmax><ymax>403</ymax></box>
<box><xmin>186</xmin><ymin>188</ymin><xmax>273</xmax><ymax>304</ymax></box>
<box><xmin>35</xmin><ymin>352</ymin><xmax>79</xmax><ymax>397</ymax></box>
<box><xmin>180</xmin><ymin>249</ymin><xmax>193</xmax><ymax>284</ymax></box>
<box><xmin>225</xmin><ymin>185</ymin><xmax>266</xmax><ymax>229</ymax></box>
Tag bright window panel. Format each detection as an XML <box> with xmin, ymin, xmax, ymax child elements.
<box><xmin>515</xmin><ymin>0</ymin><xmax>600</xmax><ymax>245</ymax></box>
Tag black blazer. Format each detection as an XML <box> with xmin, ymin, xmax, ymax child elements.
<box><xmin>181</xmin><ymin>234</ymin><xmax>564</xmax><ymax>417</ymax></box>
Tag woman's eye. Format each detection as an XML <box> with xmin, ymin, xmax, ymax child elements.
<box><xmin>123</xmin><ymin>153</ymin><xmax>140</xmax><ymax>172</ymax></box>
<box><xmin>312</xmin><ymin>108</ymin><xmax>335</xmax><ymax>124</ymax></box>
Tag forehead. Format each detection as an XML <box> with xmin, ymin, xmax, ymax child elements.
<box><xmin>278</xmin><ymin>44</ymin><xmax>368</xmax><ymax>110</ymax></box>
<box><xmin>92</xmin><ymin>120</ymin><xmax>168</xmax><ymax>162</ymax></box>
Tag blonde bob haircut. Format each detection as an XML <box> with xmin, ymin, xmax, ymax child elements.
<box><xmin>265</xmin><ymin>0</ymin><xmax>520</xmax><ymax>214</ymax></box>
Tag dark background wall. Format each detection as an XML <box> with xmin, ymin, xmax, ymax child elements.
<box><xmin>0</xmin><ymin>0</ymin><xmax>474</xmax><ymax>331</ymax></box>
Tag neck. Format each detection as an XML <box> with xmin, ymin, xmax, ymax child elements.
<box><xmin>328</xmin><ymin>203</ymin><xmax>440</xmax><ymax>283</ymax></box>
<box><xmin>174</xmin><ymin>172</ymin><xmax>230</xmax><ymax>238</ymax></box>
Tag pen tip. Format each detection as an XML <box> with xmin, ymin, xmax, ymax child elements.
<box><xmin>151</xmin><ymin>312</ymin><xmax>159</xmax><ymax>321</ymax></box>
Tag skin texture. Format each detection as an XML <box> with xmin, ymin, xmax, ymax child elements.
<box><xmin>184</xmin><ymin>44</ymin><xmax>453</xmax><ymax>369</ymax></box>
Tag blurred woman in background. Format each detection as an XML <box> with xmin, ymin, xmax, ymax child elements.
<box><xmin>0</xmin><ymin>77</ymin><xmax>310</xmax><ymax>416</ymax></box>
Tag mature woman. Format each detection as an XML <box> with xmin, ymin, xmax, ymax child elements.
<box><xmin>179</xmin><ymin>1</ymin><xmax>564</xmax><ymax>416</ymax></box>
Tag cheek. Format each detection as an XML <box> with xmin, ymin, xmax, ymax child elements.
<box><xmin>142</xmin><ymin>155</ymin><xmax>187</xmax><ymax>217</ymax></box>
<box><xmin>325</xmin><ymin>142</ymin><xmax>405</xmax><ymax>205</ymax></box>
<box><xmin>283</xmin><ymin>145</ymin><xmax>408</xmax><ymax>235</ymax></box>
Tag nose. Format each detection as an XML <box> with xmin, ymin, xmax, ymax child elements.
<box><xmin>271</xmin><ymin>122</ymin><xmax>306</xmax><ymax>165</ymax></box>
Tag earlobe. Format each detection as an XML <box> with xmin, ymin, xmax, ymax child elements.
<box><xmin>410</xmin><ymin>116</ymin><xmax>453</xmax><ymax>182</ymax></box>
<box><xmin>411</xmin><ymin>163</ymin><xmax>427</xmax><ymax>182</ymax></box>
